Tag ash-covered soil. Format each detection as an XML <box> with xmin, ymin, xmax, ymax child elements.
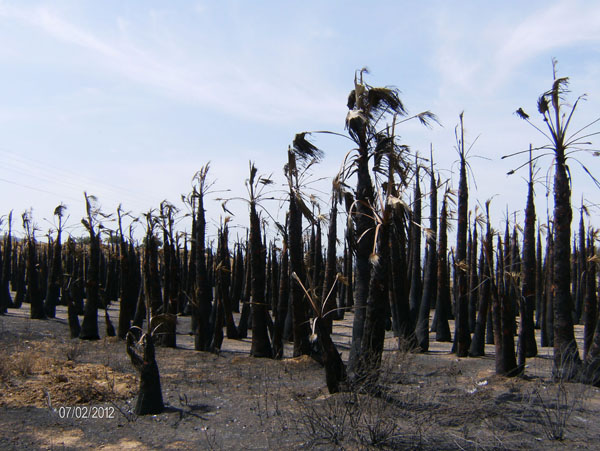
<box><xmin>1</xmin><ymin>303</ymin><xmax>599</xmax><ymax>450</ymax></box>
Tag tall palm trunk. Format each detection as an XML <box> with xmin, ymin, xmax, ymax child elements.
<box><xmin>454</xmin><ymin>113</ymin><xmax>471</xmax><ymax>356</ymax></box>
<box><xmin>0</xmin><ymin>212</ymin><xmax>13</xmax><ymax>313</ymax></box>
<box><xmin>249</xmin><ymin>200</ymin><xmax>272</xmax><ymax>358</ymax></box>
<box><xmin>552</xmin><ymin>150</ymin><xmax>581</xmax><ymax>378</ymax></box>
<box><xmin>416</xmin><ymin>160</ymin><xmax>437</xmax><ymax>351</ymax></box>
<box><xmin>322</xmin><ymin>192</ymin><xmax>339</xmax><ymax>333</ymax></box>
<box><xmin>469</xmin><ymin>203</ymin><xmax>493</xmax><ymax>356</ymax></box>
<box><xmin>408</xmin><ymin>166</ymin><xmax>422</xmax><ymax>333</ymax></box>
<box><xmin>434</xmin><ymin>196</ymin><xmax>451</xmax><ymax>342</ymax></box>
<box><xmin>348</xmin><ymin>149</ymin><xmax>375</xmax><ymax>371</ymax></box>
<box><xmin>582</xmin><ymin>231</ymin><xmax>597</xmax><ymax>361</ymax></box>
<box><xmin>273</xmin><ymin>241</ymin><xmax>289</xmax><ymax>359</ymax></box>
<box><xmin>518</xmin><ymin>155</ymin><xmax>538</xmax><ymax>371</ymax></box>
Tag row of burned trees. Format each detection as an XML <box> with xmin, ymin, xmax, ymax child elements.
<box><xmin>1</xmin><ymin>67</ymin><xmax>599</xmax><ymax>394</ymax></box>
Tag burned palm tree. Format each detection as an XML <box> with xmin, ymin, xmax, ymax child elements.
<box><xmin>80</xmin><ymin>193</ymin><xmax>105</xmax><ymax>340</ymax></box>
<box><xmin>582</xmin><ymin>228</ymin><xmax>597</xmax><ymax>362</ymax></box>
<box><xmin>434</xmin><ymin>189</ymin><xmax>452</xmax><ymax>342</ymax></box>
<box><xmin>116</xmin><ymin>205</ymin><xmax>138</xmax><ymax>339</ymax></box>
<box><xmin>44</xmin><ymin>204</ymin><xmax>66</xmax><ymax>318</ymax></box>
<box><xmin>293</xmin><ymin>272</ymin><xmax>347</xmax><ymax>393</ymax></box>
<box><xmin>513</xmin><ymin>60</ymin><xmax>599</xmax><ymax>379</ymax></box>
<box><xmin>247</xmin><ymin>163</ymin><xmax>274</xmax><ymax>358</ymax></box>
<box><xmin>22</xmin><ymin>209</ymin><xmax>45</xmax><ymax>319</ymax></box>
<box><xmin>126</xmin><ymin>284</ymin><xmax>164</xmax><ymax>415</ymax></box>
<box><xmin>190</xmin><ymin>165</ymin><xmax>214</xmax><ymax>351</ymax></box>
<box><xmin>272</xmin><ymin>223</ymin><xmax>289</xmax><ymax>359</ymax></box>
<box><xmin>221</xmin><ymin>162</ymin><xmax>276</xmax><ymax>357</ymax></box>
<box><xmin>157</xmin><ymin>200</ymin><xmax>179</xmax><ymax>347</ymax></box>
<box><xmin>517</xmin><ymin>150</ymin><xmax>538</xmax><ymax>372</ymax></box>
<box><xmin>0</xmin><ymin>211</ymin><xmax>13</xmax><ymax>313</ymax></box>
<box><xmin>321</xmin><ymin>173</ymin><xmax>347</xmax><ymax>333</ymax></box>
<box><xmin>469</xmin><ymin>200</ymin><xmax>493</xmax><ymax>356</ymax></box>
<box><xmin>416</xmin><ymin>152</ymin><xmax>438</xmax><ymax>351</ymax></box>
<box><xmin>454</xmin><ymin>112</ymin><xmax>472</xmax><ymax>357</ymax></box>
<box><xmin>344</xmin><ymin>68</ymin><xmax>437</xmax><ymax>370</ymax></box>
<box><xmin>285</xmin><ymin>133</ymin><xmax>323</xmax><ymax>356</ymax></box>
<box><xmin>211</xmin><ymin>219</ymin><xmax>238</xmax><ymax>352</ymax></box>
<box><xmin>357</xmin><ymin>121</ymin><xmax>430</xmax><ymax>378</ymax></box>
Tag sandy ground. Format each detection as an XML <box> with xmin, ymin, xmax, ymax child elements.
<box><xmin>1</xmin><ymin>301</ymin><xmax>600</xmax><ymax>450</ymax></box>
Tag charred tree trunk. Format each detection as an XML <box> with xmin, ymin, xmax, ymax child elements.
<box><xmin>517</xmin><ymin>157</ymin><xmax>538</xmax><ymax>372</ymax></box>
<box><xmin>288</xmin><ymin>180</ymin><xmax>311</xmax><ymax>357</ymax></box>
<box><xmin>434</xmin><ymin>196</ymin><xmax>451</xmax><ymax>342</ymax></box>
<box><xmin>127</xmin><ymin>332</ymin><xmax>164</xmax><ymax>415</ymax></box>
<box><xmin>454</xmin><ymin>113</ymin><xmax>471</xmax><ymax>356</ymax></box>
<box><xmin>356</xmin><ymin>219</ymin><xmax>390</xmax><ymax>379</ymax></box>
<box><xmin>552</xmin><ymin>151</ymin><xmax>581</xmax><ymax>379</ymax></box>
<box><xmin>44</xmin><ymin>211</ymin><xmax>63</xmax><ymax>318</ymax></box>
<box><xmin>193</xmin><ymin>174</ymin><xmax>213</xmax><ymax>351</ymax></box>
<box><xmin>322</xmin><ymin>197</ymin><xmax>339</xmax><ymax>333</ymax></box>
<box><xmin>583</xmin><ymin>231</ymin><xmax>597</xmax><ymax>361</ymax></box>
<box><xmin>273</xmin><ymin>242</ymin><xmax>289</xmax><ymax>359</ymax></box>
<box><xmin>26</xmin><ymin>232</ymin><xmax>45</xmax><ymax>320</ymax></box>
<box><xmin>408</xmin><ymin>167</ymin><xmax>422</xmax><ymax>333</ymax></box>
<box><xmin>416</xmin><ymin>163</ymin><xmax>437</xmax><ymax>351</ymax></box>
<box><xmin>80</xmin><ymin>208</ymin><xmax>100</xmax><ymax>340</ymax></box>
<box><xmin>0</xmin><ymin>213</ymin><xmax>13</xmax><ymax>313</ymax></box>
<box><xmin>348</xmin><ymin>148</ymin><xmax>375</xmax><ymax>372</ymax></box>
<box><xmin>469</xmin><ymin>203</ymin><xmax>493</xmax><ymax>357</ymax></box>
<box><xmin>249</xmin><ymin>201</ymin><xmax>272</xmax><ymax>358</ymax></box>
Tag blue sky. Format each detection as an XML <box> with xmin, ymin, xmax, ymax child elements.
<box><xmin>1</xmin><ymin>1</ymin><xmax>599</xmax><ymax>241</ymax></box>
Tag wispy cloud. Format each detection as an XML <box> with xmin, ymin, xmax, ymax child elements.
<box><xmin>432</xmin><ymin>0</ymin><xmax>600</xmax><ymax>97</ymax></box>
<box><xmin>491</xmin><ymin>0</ymin><xmax>600</xmax><ymax>88</ymax></box>
<box><xmin>0</xmin><ymin>3</ymin><xmax>343</xmax><ymax>126</ymax></box>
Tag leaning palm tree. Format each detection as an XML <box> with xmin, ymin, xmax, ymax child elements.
<box><xmin>512</xmin><ymin>59</ymin><xmax>599</xmax><ymax>380</ymax></box>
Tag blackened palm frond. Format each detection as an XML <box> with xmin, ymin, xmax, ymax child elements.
<box><xmin>221</xmin><ymin>201</ymin><xmax>234</xmax><ymax>216</ymax></box>
<box><xmin>537</xmin><ymin>95</ymin><xmax>549</xmax><ymax>115</ymax></box>
<box><xmin>347</xmin><ymin>89</ymin><xmax>356</xmax><ymax>109</ymax></box>
<box><xmin>373</xmin><ymin>133</ymin><xmax>394</xmax><ymax>175</ymax></box>
<box><xmin>292</xmin><ymin>132</ymin><xmax>323</xmax><ymax>163</ymax></box>
<box><xmin>343</xmin><ymin>191</ymin><xmax>355</xmax><ymax>214</ymax></box>
<box><xmin>367</xmin><ymin>87</ymin><xmax>407</xmax><ymax>117</ymax></box>
<box><xmin>345</xmin><ymin>110</ymin><xmax>368</xmax><ymax>144</ymax></box>
<box><xmin>54</xmin><ymin>203</ymin><xmax>67</xmax><ymax>218</ymax></box>
<box><xmin>515</xmin><ymin>108</ymin><xmax>530</xmax><ymax>120</ymax></box>
<box><xmin>295</xmin><ymin>193</ymin><xmax>315</xmax><ymax>224</ymax></box>
<box><xmin>416</xmin><ymin>111</ymin><xmax>440</xmax><ymax>128</ymax></box>
<box><xmin>249</xmin><ymin>162</ymin><xmax>258</xmax><ymax>187</ymax></box>
<box><xmin>374</xmin><ymin>133</ymin><xmax>394</xmax><ymax>155</ymax></box>
<box><xmin>259</xmin><ymin>177</ymin><xmax>274</xmax><ymax>186</ymax></box>
<box><xmin>551</xmin><ymin>76</ymin><xmax>570</xmax><ymax>109</ymax></box>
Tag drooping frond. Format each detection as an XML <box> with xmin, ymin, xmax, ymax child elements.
<box><xmin>292</xmin><ymin>132</ymin><xmax>323</xmax><ymax>163</ymax></box>
<box><xmin>515</xmin><ymin>108</ymin><xmax>530</xmax><ymax>120</ymax></box>
<box><xmin>347</xmin><ymin>89</ymin><xmax>356</xmax><ymax>109</ymax></box>
<box><xmin>416</xmin><ymin>111</ymin><xmax>440</xmax><ymax>128</ymax></box>
<box><xmin>54</xmin><ymin>203</ymin><xmax>67</xmax><ymax>218</ymax></box>
<box><xmin>248</xmin><ymin>162</ymin><xmax>258</xmax><ymax>187</ymax></box>
<box><xmin>367</xmin><ymin>87</ymin><xmax>407</xmax><ymax>117</ymax></box>
<box><xmin>537</xmin><ymin>96</ymin><xmax>549</xmax><ymax>115</ymax></box>
<box><xmin>551</xmin><ymin>76</ymin><xmax>570</xmax><ymax>110</ymax></box>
